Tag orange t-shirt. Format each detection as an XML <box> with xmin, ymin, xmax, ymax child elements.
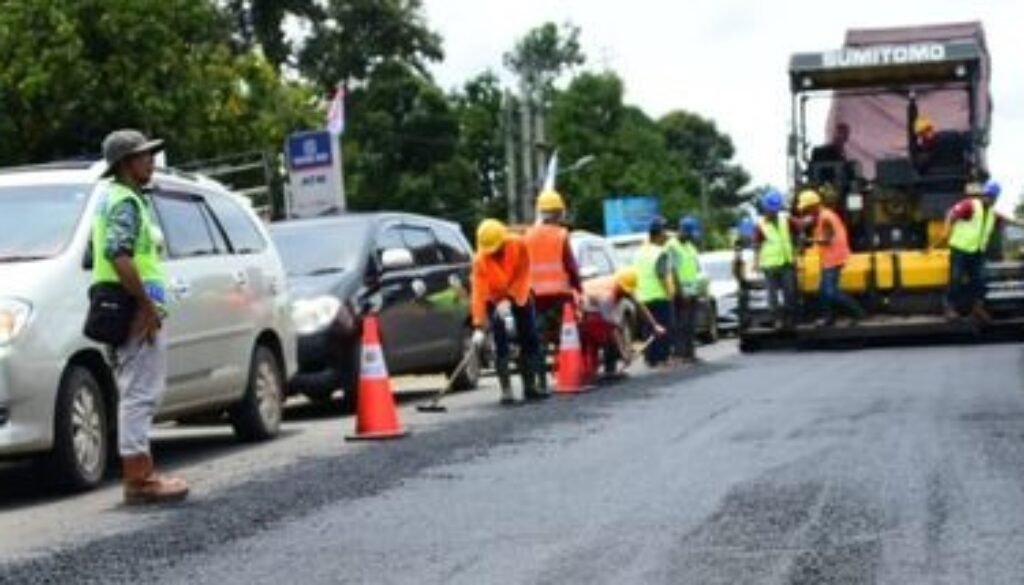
<box><xmin>471</xmin><ymin>236</ymin><xmax>532</xmax><ymax>327</ymax></box>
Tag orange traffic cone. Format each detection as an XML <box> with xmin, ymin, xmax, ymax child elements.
<box><xmin>556</xmin><ymin>301</ymin><xmax>592</xmax><ymax>394</ymax></box>
<box><xmin>346</xmin><ymin>314</ymin><xmax>408</xmax><ymax>441</ymax></box>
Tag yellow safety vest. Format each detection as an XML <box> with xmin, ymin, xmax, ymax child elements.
<box><xmin>633</xmin><ymin>243</ymin><xmax>670</xmax><ymax>304</ymax></box>
<box><xmin>758</xmin><ymin>214</ymin><xmax>794</xmax><ymax>268</ymax></box>
<box><xmin>950</xmin><ymin>198</ymin><xmax>996</xmax><ymax>254</ymax></box>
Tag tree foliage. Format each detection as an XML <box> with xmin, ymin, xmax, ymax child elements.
<box><xmin>504</xmin><ymin>22</ymin><xmax>585</xmax><ymax>96</ymax></box>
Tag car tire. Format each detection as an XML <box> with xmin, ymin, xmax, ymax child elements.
<box><xmin>450</xmin><ymin>327</ymin><xmax>481</xmax><ymax>391</ymax></box>
<box><xmin>230</xmin><ymin>345</ymin><xmax>284</xmax><ymax>442</ymax></box>
<box><xmin>45</xmin><ymin>365</ymin><xmax>109</xmax><ymax>491</ymax></box>
<box><xmin>699</xmin><ymin>303</ymin><xmax>720</xmax><ymax>344</ymax></box>
<box><xmin>739</xmin><ymin>336</ymin><xmax>761</xmax><ymax>353</ymax></box>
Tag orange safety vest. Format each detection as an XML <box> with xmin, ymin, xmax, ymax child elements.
<box><xmin>815</xmin><ymin>208</ymin><xmax>851</xmax><ymax>269</ymax></box>
<box><xmin>471</xmin><ymin>236</ymin><xmax>533</xmax><ymax>327</ymax></box>
<box><xmin>524</xmin><ymin>223</ymin><xmax>572</xmax><ymax>297</ymax></box>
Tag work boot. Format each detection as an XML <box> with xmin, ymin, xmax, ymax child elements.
<box><xmin>495</xmin><ymin>359</ymin><xmax>515</xmax><ymax>405</ymax></box>
<box><xmin>121</xmin><ymin>453</ymin><xmax>189</xmax><ymax>505</ymax></box>
<box><xmin>532</xmin><ymin>353</ymin><xmax>551</xmax><ymax>397</ymax></box>
<box><xmin>520</xmin><ymin>356</ymin><xmax>545</xmax><ymax>401</ymax></box>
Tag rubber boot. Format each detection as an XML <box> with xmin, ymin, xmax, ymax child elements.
<box><xmin>122</xmin><ymin>453</ymin><xmax>189</xmax><ymax>505</ymax></box>
<box><xmin>532</xmin><ymin>352</ymin><xmax>551</xmax><ymax>398</ymax></box>
<box><xmin>519</xmin><ymin>355</ymin><xmax>541</xmax><ymax>400</ymax></box>
<box><xmin>495</xmin><ymin>358</ymin><xmax>515</xmax><ymax>405</ymax></box>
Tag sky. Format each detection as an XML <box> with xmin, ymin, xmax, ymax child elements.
<box><xmin>422</xmin><ymin>0</ymin><xmax>1023</xmax><ymax>211</ymax></box>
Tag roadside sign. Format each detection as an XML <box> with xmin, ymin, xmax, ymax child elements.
<box><xmin>286</xmin><ymin>130</ymin><xmax>345</xmax><ymax>218</ymax></box>
<box><xmin>603</xmin><ymin>196</ymin><xmax>660</xmax><ymax>236</ymax></box>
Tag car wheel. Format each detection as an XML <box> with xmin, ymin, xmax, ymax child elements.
<box><xmin>699</xmin><ymin>303</ymin><xmax>720</xmax><ymax>344</ymax></box>
<box><xmin>451</xmin><ymin>327</ymin><xmax>481</xmax><ymax>391</ymax></box>
<box><xmin>46</xmin><ymin>365</ymin><xmax>109</xmax><ymax>491</ymax></box>
<box><xmin>230</xmin><ymin>345</ymin><xmax>284</xmax><ymax>442</ymax></box>
<box><xmin>739</xmin><ymin>336</ymin><xmax>761</xmax><ymax>353</ymax></box>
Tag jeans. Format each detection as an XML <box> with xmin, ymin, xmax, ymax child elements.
<box><xmin>820</xmin><ymin>266</ymin><xmax>863</xmax><ymax>322</ymax></box>
<box><xmin>115</xmin><ymin>331</ymin><xmax>168</xmax><ymax>456</ymax></box>
<box><xmin>642</xmin><ymin>300</ymin><xmax>674</xmax><ymax>366</ymax></box>
<box><xmin>489</xmin><ymin>298</ymin><xmax>542</xmax><ymax>365</ymax></box>
<box><xmin>764</xmin><ymin>265</ymin><xmax>797</xmax><ymax>325</ymax></box>
<box><xmin>673</xmin><ymin>296</ymin><xmax>697</xmax><ymax>359</ymax></box>
<box><xmin>947</xmin><ymin>250</ymin><xmax>985</xmax><ymax>313</ymax></box>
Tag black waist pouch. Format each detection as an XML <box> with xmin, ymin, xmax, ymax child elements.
<box><xmin>84</xmin><ymin>283</ymin><xmax>137</xmax><ymax>347</ymax></box>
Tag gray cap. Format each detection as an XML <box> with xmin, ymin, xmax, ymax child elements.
<box><xmin>101</xmin><ymin>129</ymin><xmax>164</xmax><ymax>177</ymax></box>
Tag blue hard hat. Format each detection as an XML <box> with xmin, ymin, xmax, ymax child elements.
<box><xmin>679</xmin><ymin>216</ymin><xmax>701</xmax><ymax>236</ymax></box>
<box><xmin>761</xmin><ymin>189</ymin><xmax>785</xmax><ymax>213</ymax></box>
<box><xmin>648</xmin><ymin>216</ymin><xmax>668</xmax><ymax>235</ymax></box>
<box><xmin>984</xmin><ymin>180</ymin><xmax>1001</xmax><ymax>199</ymax></box>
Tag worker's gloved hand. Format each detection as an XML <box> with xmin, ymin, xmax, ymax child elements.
<box><xmin>471</xmin><ymin>329</ymin><xmax>488</xmax><ymax>348</ymax></box>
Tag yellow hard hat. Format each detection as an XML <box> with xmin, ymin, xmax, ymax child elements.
<box><xmin>476</xmin><ymin>219</ymin><xmax>508</xmax><ymax>255</ymax></box>
<box><xmin>914</xmin><ymin>115</ymin><xmax>935</xmax><ymax>136</ymax></box>
<box><xmin>615</xmin><ymin>268</ymin><xmax>639</xmax><ymax>294</ymax></box>
<box><xmin>797</xmin><ymin>189</ymin><xmax>822</xmax><ymax>211</ymax></box>
<box><xmin>536</xmin><ymin>189</ymin><xmax>565</xmax><ymax>213</ymax></box>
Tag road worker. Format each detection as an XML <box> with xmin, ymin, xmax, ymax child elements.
<box><xmin>797</xmin><ymin>189</ymin><xmax>865</xmax><ymax>326</ymax></box>
<box><xmin>667</xmin><ymin>216</ymin><xmax>704</xmax><ymax>361</ymax></box>
<box><xmin>580</xmin><ymin>268</ymin><xmax>667</xmax><ymax>375</ymax></box>
<box><xmin>471</xmin><ymin>219</ymin><xmax>548</xmax><ymax>404</ymax></box>
<box><xmin>632</xmin><ymin>217</ymin><xmax>676</xmax><ymax>367</ymax></box>
<box><xmin>935</xmin><ymin>180</ymin><xmax>1007</xmax><ymax>322</ymax></box>
<box><xmin>524</xmin><ymin>189</ymin><xmax>582</xmax><ymax>384</ymax></box>
<box><xmin>753</xmin><ymin>189</ymin><xmax>799</xmax><ymax>330</ymax></box>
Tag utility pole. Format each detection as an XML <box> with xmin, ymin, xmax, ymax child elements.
<box><xmin>519</xmin><ymin>81</ymin><xmax>535</xmax><ymax>224</ymax></box>
<box><xmin>503</xmin><ymin>90</ymin><xmax>519</xmax><ymax>224</ymax></box>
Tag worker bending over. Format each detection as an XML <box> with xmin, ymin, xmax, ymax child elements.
<box><xmin>580</xmin><ymin>268</ymin><xmax>667</xmax><ymax>375</ymax></box>
<box><xmin>472</xmin><ymin>219</ymin><xmax>548</xmax><ymax>404</ymax></box>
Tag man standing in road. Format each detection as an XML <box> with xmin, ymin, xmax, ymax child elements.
<box><xmin>471</xmin><ymin>219</ymin><xmax>548</xmax><ymax>404</ymax></box>
<box><xmin>935</xmin><ymin>180</ymin><xmax>1005</xmax><ymax>322</ymax></box>
<box><xmin>92</xmin><ymin>130</ymin><xmax>188</xmax><ymax>505</ymax></box>
<box><xmin>633</xmin><ymin>217</ymin><xmax>676</xmax><ymax>367</ymax></box>
<box><xmin>667</xmin><ymin>216</ymin><xmax>703</xmax><ymax>362</ymax></box>
<box><xmin>524</xmin><ymin>189</ymin><xmax>582</xmax><ymax>391</ymax></box>
<box><xmin>754</xmin><ymin>189</ymin><xmax>798</xmax><ymax>330</ymax></box>
<box><xmin>797</xmin><ymin>189</ymin><xmax>865</xmax><ymax>327</ymax></box>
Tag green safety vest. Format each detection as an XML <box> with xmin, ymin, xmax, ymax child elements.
<box><xmin>758</xmin><ymin>214</ymin><xmax>794</xmax><ymax>268</ymax></box>
<box><xmin>92</xmin><ymin>183</ymin><xmax>168</xmax><ymax>308</ymax></box>
<box><xmin>633</xmin><ymin>243</ymin><xmax>669</xmax><ymax>304</ymax></box>
<box><xmin>949</xmin><ymin>198</ymin><xmax>996</xmax><ymax>254</ymax></box>
<box><xmin>667</xmin><ymin>238</ymin><xmax>701</xmax><ymax>294</ymax></box>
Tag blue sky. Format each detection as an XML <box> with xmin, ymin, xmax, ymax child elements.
<box><xmin>423</xmin><ymin>0</ymin><xmax>1023</xmax><ymax>209</ymax></box>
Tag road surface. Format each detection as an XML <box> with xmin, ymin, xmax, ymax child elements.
<box><xmin>3</xmin><ymin>340</ymin><xmax>1024</xmax><ymax>584</ymax></box>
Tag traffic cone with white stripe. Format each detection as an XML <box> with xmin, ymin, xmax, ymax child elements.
<box><xmin>555</xmin><ymin>301</ymin><xmax>592</xmax><ymax>394</ymax></box>
<box><xmin>346</xmin><ymin>314</ymin><xmax>408</xmax><ymax>441</ymax></box>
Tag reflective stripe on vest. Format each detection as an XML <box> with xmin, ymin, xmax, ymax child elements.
<box><xmin>758</xmin><ymin>214</ymin><xmax>794</xmax><ymax>268</ymax></box>
<box><xmin>667</xmin><ymin>238</ymin><xmax>701</xmax><ymax>294</ymax></box>
<box><xmin>634</xmin><ymin>243</ymin><xmax>669</xmax><ymax>303</ymax></box>
<box><xmin>950</xmin><ymin>198</ymin><xmax>996</xmax><ymax>254</ymax></box>
<box><xmin>815</xmin><ymin>208</ymin><xmax>850</xmax><ymax>269</ymax></box>
<box><xmin>524</xmin><ymin>223</ymin><xmax>571</xmax><ymax>296</ymax></box>
<box><xmin>92</xmin><ymin>183</ymin><xmax>168</xmax><ymax>308</ymax></box>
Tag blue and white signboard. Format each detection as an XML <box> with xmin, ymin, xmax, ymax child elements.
<box><xmin>286</xmin><ymin>130</ymin><xmax>345</xmax><ymax>218</ymax></box>
<box><xmin>603</xmin><ymin>195</ymin><xmax>660</xmax><ymax>236</ymax></box>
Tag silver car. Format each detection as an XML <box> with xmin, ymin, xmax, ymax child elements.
<box><xmin>0</xmin><ymin>161</ymin><xmax>296</xmax><ymax>490</ymax></box>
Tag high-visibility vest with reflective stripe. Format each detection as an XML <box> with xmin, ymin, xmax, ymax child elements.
<box><xmin>814</xmin><ymin>208</ymin><xmax>850</xmax><ymax>269</ymax></box>
<box><xmin>634</xmin><ymin>243</ymin><xmax>669</xmax><ymax>304</ymax></box>
<box><xmin>91</xmin><ymin>183</ymin><xmax>168</xmax><ymax>308</ymax></box>
<box><xmin>667</xmin><ymin>238</ymin><xmax>701</xmax><ymax>294</ymax></box>
<box><xmin>758</xmin><ymin>214</ymin><xmax>794</xmax><ymax>269</ymax></box>
<box><xmin>950</xmin><ymin>198</ymin><xmax>996</xmax><ymax>254</ymax></box>
<box><xmin>524</xmin><ymin>223</ymin><xmax>571</xmax><ymax>296</ymax></box>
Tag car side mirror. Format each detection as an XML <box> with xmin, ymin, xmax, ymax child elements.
<box><xmin>579</xmin><ymin>265</ymin><xmax>599</xmax><ymax>280</ymax></box>
<box><xmin>381</xmin><ymin>248</ymin><xmax>414</xmax><ymax>272</ymax></box>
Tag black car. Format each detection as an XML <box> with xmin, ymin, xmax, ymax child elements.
<box><xmin>270</xmin><ymin>213</ymin><xmax>479</xmax><ymax>412</ymax></box>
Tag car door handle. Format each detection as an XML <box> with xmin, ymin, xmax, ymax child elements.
<box><xmin>170</xmin><ymin>278</ymin><xmax>191</xmax><ymax>298</ymax></box>
<box><xmin>233</xmin><ymin>271</ymin><xmax>249</xmax><ymax>288</ymax></box>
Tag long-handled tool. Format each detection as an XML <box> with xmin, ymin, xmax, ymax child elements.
<box><xmin>416</xmin><ymin>347</ymin><xmax>477</xmax><ymax>413</ymax></box>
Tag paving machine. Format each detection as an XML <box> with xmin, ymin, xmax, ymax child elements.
<box><xmin>739</xmin><ymin>22</ymin><xmax>1024</xmax><ymax>350</ymax></box>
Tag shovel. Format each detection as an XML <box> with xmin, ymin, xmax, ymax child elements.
<box><xmin>416</xmin><ymin>347</ymin><xmax>477</xmax><ymax>413</ymax></box>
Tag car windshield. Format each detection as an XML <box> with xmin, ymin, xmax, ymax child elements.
<box><xmin>270</xmin><ymin>220</ymin><xmax>370</xmax><ymax>277</ymax></box>
<box><xmin>703</xmin><ymin>258</ymin><xmax>734</xmax><ymax>282</ymax></box>
<box><xmin>612</xmin><ymin>241</ymin><xmax>644</xmax><ymax>266</ymax></box>
<box><xmin>0</xmin><ymin>184</ymin><xmax>92</xmax><ymax>262</ymax></box>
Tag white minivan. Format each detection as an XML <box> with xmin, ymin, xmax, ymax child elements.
<box><xmin>0</xmin><ymin>161</ymin><xmax>296</xmax><ymax>490</ymax></box>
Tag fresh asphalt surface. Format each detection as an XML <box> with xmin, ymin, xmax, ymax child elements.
<box><xmin>4</xmin><ymin>340</ymin><xmax>1024</xmax><ymax>584</ymax></box>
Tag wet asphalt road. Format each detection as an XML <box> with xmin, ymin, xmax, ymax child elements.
<box><xmin>4</xmin><ymin>342</ymin><xmax>1024</xmax><ymax>584</ymax></box>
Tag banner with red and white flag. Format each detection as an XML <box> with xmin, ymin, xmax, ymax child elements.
<box><xmin>326</xmin><ymin>86</ymin><xmax>345</xmax><ymax>136</ymax></box>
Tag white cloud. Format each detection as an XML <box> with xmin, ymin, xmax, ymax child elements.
<box><xmin>423</xmin><ymin>0</ymin><xmax>1023</xmax><ymax>202</ymax></box>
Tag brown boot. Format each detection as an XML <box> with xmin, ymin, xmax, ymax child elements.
<box><xmin>121</xmin><ymin>453</ymin><xmax>189</xmax><ymax>505</ymax></box>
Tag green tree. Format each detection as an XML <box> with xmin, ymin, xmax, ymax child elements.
<box><xmin>504</xmin><ymin>22</ymin><xmax>585</xmax><ymax>95</ymax></box>
<box><xmin>298</xmin><ymin>0</ymin><xmax>443</xmax><ymax>90</ymax></box>
<box><xmin>452</xmin><ymin>71</ymin><xmax>507</xmax><ymax>218</ymax></box>
<box><xmin>223</xmin><ymin>0</ymin><xmax>320</xmax><ymax>69</ymax></box>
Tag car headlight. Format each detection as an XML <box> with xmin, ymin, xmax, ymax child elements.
<box><xmin>291</xmin><ymin>296</ymin><xmax>342</xmax><ymax>335</ymax></box>
<box><xmin>0</xmin><ymin>299</ymin><xmax>32</xmax><ymax>346</ymax></box>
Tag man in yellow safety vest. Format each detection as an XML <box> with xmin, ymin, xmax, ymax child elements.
<box><xmin>753</xmin><ymin>188</ymin><xmax>798</xmax><ymax>330</ymax></box>
<box><xmin>936</xmin><ymin>180</ymin><xmax>1003</xmax><ymax>322</ymax></box>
